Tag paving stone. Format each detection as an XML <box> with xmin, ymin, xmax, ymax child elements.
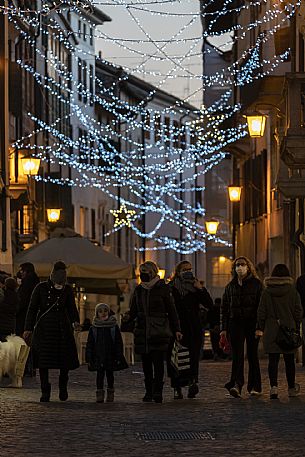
<box><xmin>1</xmin><ymin>359</ymin><xmax>305</xmax><ymax>456</ymax></box>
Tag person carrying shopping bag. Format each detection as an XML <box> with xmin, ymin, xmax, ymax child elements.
<box><xmin>167</xmin><ymin>260</ymin><xmax>213</xmax><ymax>399</ymax></box>
<box><xmin>256</xmin><ymin>264</ymin><xmax>303</xmax><ymax>399</ymax></box>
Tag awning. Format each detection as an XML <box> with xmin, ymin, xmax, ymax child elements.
<box><xmin>13</xmin><ymin>233</ymin><xmax>134</xmax><ymax>294</ymax></box>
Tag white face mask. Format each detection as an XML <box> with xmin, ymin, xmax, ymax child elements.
<box><xmin>235</xmin><ymin>265</ymin><xmax>248</xmax><ymax>276</ymax></box>
<box><xmin>54</xmin><ymin>283</ymin><xmax>64</xmax><ymax>290</ymax></box>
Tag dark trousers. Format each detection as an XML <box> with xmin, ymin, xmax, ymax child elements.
<box><xmin>210</xmin><ymin>328</ymin><xmax>222</xmax><ymax>357</ymax></box>
<box><xmin>141</xmin><ymin>351</ymin><xmax>164</xmax><ymax>393</ymax></box>
<box><xmin>227</xmin><ymin>319</ymin><xmax>261</xmax><ymax>393</ymax></box>
<box><xmin>39</xmin><ymin>368</ymin><xmax>69</xmax><ymax>391</ymax></box>
<box><xmin>96</xmin><ymin>369</ymin><xmax>114</xmax><ymax>390</ymax></box>
<box><xmin>268</xmin><ymin>353</ymin><xmax>295</xmax><ymax>389</ymax></box>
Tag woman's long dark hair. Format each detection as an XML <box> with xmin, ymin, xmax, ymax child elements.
<box><xmin>271</xmin><ymin>264</ymin><xmax>290</xmax><ymax>277</ymax></box>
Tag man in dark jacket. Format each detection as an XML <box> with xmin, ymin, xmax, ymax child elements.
<box><xmin>16</xmin><ymin>263</ymin><xmax>39</xmax><ymax>336</ymax></box>
<box><xmin>0</xmin><ymin>277</ymin><xmax>19</xmax><ymax>341</ymax></box>
<box><xmin>127</xmin><ymin>261</ymin><xmax>182</xmax><ymax>403</ymax></box>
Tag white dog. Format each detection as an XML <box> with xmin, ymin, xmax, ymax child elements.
<box><xmin>0</xmin><ymin>335</ymin><xmax>29</xmax><ymax>388</ymax></box>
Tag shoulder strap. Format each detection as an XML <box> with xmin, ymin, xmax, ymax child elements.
<box><xmin>111</xmin><ymin>326</ymin><xmax>116</xmax><ymax>342</ymax></box>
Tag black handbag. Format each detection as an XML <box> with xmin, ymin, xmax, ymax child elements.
<box><xmin>146</xmin><ymin>315</ymin><xmax>172</xmax><ymax>343</ymax></box>
<box><xmin>271</xmin><ymin>296</ymin><xmax>303</xmax><ymax>351</ymax></box>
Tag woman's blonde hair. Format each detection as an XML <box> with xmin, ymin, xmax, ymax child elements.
<box><xmin>170</xmin><ymin>260</ymin><xmax>192</xmax><ymax>281</ymax></box>
<box><xmin>231</xmin><ymin>256</ymin><xmax>259</xmax><ymax>279</ymax></box>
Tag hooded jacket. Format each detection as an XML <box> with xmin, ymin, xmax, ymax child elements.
<box><xmin>257</xmin><ymin>276</ymin><xmax>303</xmax><ymax>354</ymax></box>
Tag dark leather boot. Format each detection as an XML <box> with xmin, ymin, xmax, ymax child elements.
<box><xmin>152</xmin><ymin>380</ymin><xmax>164</xmax><ymax>404</ymax></box>
<box><xmin>143</xmin><ymin>378</ymin><xmax>153</xmax><ymax>402</ymax></box>
<box><xmin>59</xmin><ymin>372</ymin><xmax>69</xmax><ymax>401</ymax></box>
<box><xmin>40</xmin><ymin>383</ymin><xmax>51</xmax><ymax>402</ymax></box>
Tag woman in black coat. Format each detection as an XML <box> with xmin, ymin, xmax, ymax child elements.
<box><xmin>126</xmin><ymin>261</ymin><xmax>182</xmax><ymax>403</ymax></box>
<box><xmin>0</xmin><ymin>277</ymin><xmax>19</xmax><ymax>341</ymax></box>
<box><xmin>221</xmin><ymin>256</ymin><xmax>263</xmax><ymax>398</ymax></box>
<box><xmin>168</xmin><ymin>261</ymin><xmax>213</xmax><ymax>399</ymax></box>
<box><xmin>24</xmin><ymin>261</ymin><xmax>80</xmax><ymax>402</ymax></box>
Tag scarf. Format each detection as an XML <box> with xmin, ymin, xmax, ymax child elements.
<box><xmin>173</xmin><ymin>276</ymin><xmax>197</xmax><ymax>297</ymax></box>
<box><xmin>140</xmin><ymin>275</ymin><xmax>160</xmax><ymax>290</ymax></box>
<box><xmin>92</xmin><ymin>314</ymin><xmax>117</xmax><ymax>328</ymax></box>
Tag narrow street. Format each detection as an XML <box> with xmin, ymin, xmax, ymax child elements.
<box><xmin>1</xmin><ymin>359</ymin><xmax>305</xmax><ymax>457</ymax></box>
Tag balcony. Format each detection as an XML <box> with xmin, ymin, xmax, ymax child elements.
<box><xmin>277</xmin><ymin>73</ymin><xmax>305</xmax><ymax>197</ymax></box>
<box><xmin>280</xmin><ymin>73</ymin><xmax>305</xmax><ymax>168</ymax></box>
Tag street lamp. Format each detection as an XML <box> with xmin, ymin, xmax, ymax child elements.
<box><xmin>20</xmin><ymin>157</ymin><xmax>41</xmax><ymax>176</ymax></box>
<box><xmin>244</xmin><ymin>112</ymin><xmax>267</xmax><ymax>138</ymax></box>
<box><xmin>47</xmin><ymin>208</ymin><xmax>61</xmax><ymax>223</ymax></box>
<box><xmin>205</xmin><ymin>220</ymin><xmax>219</xmax><ymax>235</ymax></box>
<box><xmin>228</xmin><ymin>185</ymin><xmax>242</xmax><ymax>202</ymax></box>
<box><xmin>158</xmin><ymin>269</ymin><xmax>166</xmax><ymax>279</ymax></box>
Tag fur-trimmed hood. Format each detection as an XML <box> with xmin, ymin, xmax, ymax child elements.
<box><xmin>264</xmin><ymin>276</ymin><xmax>295</xmax><ymax>297</ymax></box>
<box><xmin>264</xmin><ymin>276</ymin><xmax>294</xmax><ymax>287</ymax></box>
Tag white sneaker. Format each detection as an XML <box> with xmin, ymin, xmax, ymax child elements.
<box><xmin>229</xmin><ymin>385</ymin><xmax>241</xmax><ymax>398</ymax></box>
<box><xmin>270</xmin><ymin>386</ymin><xmax>278</xmax><ymax>399</ymax></box>
<box><xmin>250</xmin><ymin>389</ymin><xmax>262</xmax><ymax>397</ymax></box>
<box><xmin>288</xmin><ymin>383</ymin><xmax>300</xmax><ymax>397</ymax></box>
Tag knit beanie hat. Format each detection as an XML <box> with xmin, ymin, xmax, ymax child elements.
<box><xmin>139</xmin><ymin>261</ymin><xmax>158</xmax><ymax>277</ymax></box>
<box><xmin>95</xmin><ymin>303</ymin><xmax>110</xmax><ymax>317</ymax></box>
<box><xmin>50</xmin><ymin>261</ymin><xmax>67</xmax><ymax>285</ymax></box>
<box><xmin>5</xmin><ymin>277</ymin><xmax>17</xmax><ymax>291</ymax></box>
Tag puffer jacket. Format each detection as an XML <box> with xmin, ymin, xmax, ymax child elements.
<box><xmin>221</xmin><ymin>274</ymin><xmax>262</xmax><ymax>331</ymax></box>
<box><xmin>128</xmin><ymin>279</ymin><xmax>180</xmax><ymax>354</ymax></box>
<box><xmin>85</xmin><ymin>325</ymin><xmax>128</xmax><ymax>371</ymax></box>
<box><xmin>257</xmin><ymin>276</ymin><xmax>303</xmax><ymax>354</ymax></box>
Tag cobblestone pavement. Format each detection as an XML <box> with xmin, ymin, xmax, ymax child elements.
<box><xmin>1</xmin><ymin>358</ymin><xmax>305</xmax><ymax>457</ymax></box>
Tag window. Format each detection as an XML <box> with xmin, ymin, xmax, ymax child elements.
<box><xmin>91</xmin><ymin>209</ymin><xmax>96</xmax><ymax>240</ymax></box>
<box><xmin>90</xmin><ymin>27</ymin><xmax>93</xmax><ymax>46</ymax></box>
<box><xmin>180</xmin><ymin>124</ymin><xmax>186</xmax><ymax>150</ymax></box>
<box><xmin>89</xmin><ymin>64</ymin><xmax>94</xmax><ymax>106</ymax></box>
<box><xmin>79</xmin><ymin>206</ymin><xmax>86</xmax><ymax>236</ymax></box>
<box><xmin>173</xmin><ymin>120</ymin><xmax>179</xmax><ymax>148</ymax></box>
<box><xmin>154</xmin><ymin>114</ymin><xmax>161</xmax><ymax>142</ymax></box>
<box><xmin>83</xmin><ymin>23</ymin><xmax>87</xmax><ymax>41</ymax></box>
<box><xmin>78</xmin><ymin>58</ymin><xmax>82</xmax><ymax>102</ymax></box>
<box><xmin>82</xmin><ymin>61</ymin><xmax>87</xmax><ymax>103</ymax></box>
<box><xmin>164</xmin><ymin>116</ymin><xmax>170</xmax><ymax>148</ymax></box>
<box><xmin>78</xmin><ymin>20</ymin><xmax>81</xmax><ymax>38</ymax></box>
<box><xmin>79</xmin><ymin>128</ymin><xmax>88</xmax><ymax>164</ymax></box>
<box><xmin>144</xmin><ymin>112</ymin><xmax>150</xmax><ymax>140</ymax></box>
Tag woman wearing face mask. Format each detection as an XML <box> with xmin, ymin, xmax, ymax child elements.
<box><xmin>167</xmin><ymin>261</ymin><xmax>213</xmax><ymax>400</ymax></box>
<box><xmin>221</xmin><ymin>256</ymin><xmax>263</xmax><ymax>398</ymax></box>
<box><xmin>23</xmin><ymin>261</ymin><xmax>80</xmax><ymax>402</ymax></box>
<box><xmin>126</xmin><ymin>261</ymin><xmax>182</xmax><ymax>403</ymax></box>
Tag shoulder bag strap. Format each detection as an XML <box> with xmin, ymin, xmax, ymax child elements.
<box><xmin>33</xmin><ymin>292</ymin><xmax>63</xmax><ymax>332</ymax></box>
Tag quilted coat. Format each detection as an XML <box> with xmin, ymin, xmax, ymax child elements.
<box><xmin>24</xmin><ymin>280</ymin><xmax>80</xmax><ymax>370</ymax></box>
